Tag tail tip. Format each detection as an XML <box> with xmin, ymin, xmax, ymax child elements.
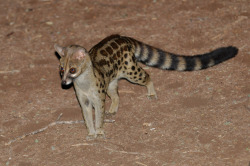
<box><xmin>226</xmin><ymin>46</ymin><xmax>238</xmax><ymax>57</ymax></box>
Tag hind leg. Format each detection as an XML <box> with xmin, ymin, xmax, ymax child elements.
<box><xmin>107</xmin><ymin>80</ymin><xmax>119</xmax><ymax>114</ymax></box>
<box><xmin>124</xmin><ymin>64</ymin><xmax>157</xmax><ymax>99</ymax></box>
<box><xmin>145</xmin><ymin>77</ymin><xmax>157</xmax><ymax>99</ymax></box>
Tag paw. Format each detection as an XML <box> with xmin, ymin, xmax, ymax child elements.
<box><xmin>96</xmin><ymin>133</ymin><xmax>106</xmax><ymax>139</ymax></box>
<box><xmin>105</xmin><ymin>109</ymin><xmax>117</xmax><ymax>115</ymax></box>
<box><xmin>96</xmin><ymin>129</ymin><xmax>105</xmax><ymax>139</ymax></box>
<box><xmin>105</xmin><ymin>111</ymin><xmax>116</xmax><ymax>115</ymax></box>
<box><xmin>147</xmin><ymin>94</ymin><xmax>158</xmax><ymax>100</ymax></box>
<box><xmin>86</xmin><ymin>134</ymin><xmax>96</xmax><ymax>141</ymax></box>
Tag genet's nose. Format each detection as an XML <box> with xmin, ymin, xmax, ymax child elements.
<box><xmin>62</xmin><ymin>80</ymin><xmax>67</xmax><ymax>85</ymax></box>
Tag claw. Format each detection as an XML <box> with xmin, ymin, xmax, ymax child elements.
<box><xmin>86</xmin><ymin>134</ymin><xmax>96</xmax><ymax>141</ymax></box>
<box><xmin>96</xmin><ymin>133</ymin><xmax>106</xmax><ymax>139</ymax></box>
<box><xmin>147</xmin><ymin>94</ymin><xmax>158</xmax><ymax>100</ymax></box>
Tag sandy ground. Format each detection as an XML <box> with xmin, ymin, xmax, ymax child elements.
<box><xmin>0</xmin><ymin>0</ymin><xmax>249</xmax><ymax>165</ymax></box>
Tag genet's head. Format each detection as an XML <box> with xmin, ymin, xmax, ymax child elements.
<box><xmin>54</xmin><ymin>44</ymin><xmax>88</xmax><ymax>85</ymax></box>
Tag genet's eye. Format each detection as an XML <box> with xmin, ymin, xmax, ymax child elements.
<box><xmin>70</xmin><ymin>68</ymin><xmax>76</xmax><ymax>74</ymax></box>
<box><xmin>60</xmin><ymin>67</ymin><xmax>64</xmax><ymax>75</ymax></box>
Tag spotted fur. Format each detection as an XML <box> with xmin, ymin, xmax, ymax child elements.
<box><xmin>54</xmin><ymin>34</ymin><xmax>238</xmax><ymax>139</ymax></box>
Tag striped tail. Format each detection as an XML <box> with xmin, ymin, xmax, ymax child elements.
<box><xmin>133</xmin><ymin>42</ymin><xmax>238</xmax><ymax>71</ymax></box>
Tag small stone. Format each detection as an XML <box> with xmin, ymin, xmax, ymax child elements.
<box><xmin>224</xmin><ymin>121</ymin><xmax>231</xmax><ymax>125</ymax></box>
<box><xmin>46</xmin><ymin>21</ymin><xmax>53</xmax><ymax>25</ymax></box>
<box><xmin>143</xmin><ymin>122</ymin><xmax>152</xmax><ymax>127</ymax></box>
<box><xmin>51</xmin><ymin>146</ymin><xmax>56</xmax><ymax>151</ymax></box>
<box><xmin>35</xmin><ymin>139</ymin><xmax>39</xmax><ymax>143</ymax></box>
<box><xmin>25</xmin><ymin>8</ymin><xmax>33</xmax><ymax>12</ymax></box>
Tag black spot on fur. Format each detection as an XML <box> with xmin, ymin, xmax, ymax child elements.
<box><xmin>110</xmin><ymin>58</ymin><xmax>114</xmax><ymax>64</ymax></box>
<box><xmin>124</xmin><ymin>46</ymin><xmax>128</xmax><ymax>51</ymax></box>
<box><xmin>113</xmin><ymin>54</ymin><xmax>117</xmax><ymax>60</ymax></box>
<box><xmin>111</xmin><ymin>42</ymin><xmax>118</xmax><ymax>49</ymax></box>
<box><xmin>132</xmin><ymin>56</ymin><xmax>136</xmax><ymax>63</ymax></box>
<box><xmin>106</xmin><ymin>46</ymin><xmax>113</xmax><ymax>54</ymax></box>
<box><xmin>109</xmin><ymin>70</ymin><xmax>113</xmax><ymax>75</ymax></box>
<box><xmin>100</xmin><ymin>50</ymin><xmax>108</xmax><ymax>57</ymax></box>
<box><xmin>107</xmin><ymin>61</ymin><xmax>110</xmax><ymax>67</ymax></box>
<box><xmin>98</xmin><ymin>59</ymin><xmax>107</xmax><ymax>66</ymax></box>
<box><xmin>117</xmin><ymin>51</ymin><xmax>121</xmax><ymax>57</ymax></box>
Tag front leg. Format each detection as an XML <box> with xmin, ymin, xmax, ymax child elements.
<box><xmin>75</xmin><ymin>88</ymin><xmax>95</xmax><ymax>140</ymax></box>
<box><xmin>95</xmin><ymin>94</ymin><xmax>106</xmax><ymax>138</ymax></box>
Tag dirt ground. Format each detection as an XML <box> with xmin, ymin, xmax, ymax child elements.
<box><xmin>0</xmin><ymin>0</ymin><xmax>249</xmax><ymax>165</ymax></box>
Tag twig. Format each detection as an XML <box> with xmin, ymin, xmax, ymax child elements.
<box><xmin>103</xmin><ymin>146</ymin><xmax>140</xmax><ymax>155</ymax></box>
<box><xmin>56</xmin><ymin>113</ymin><xmax>63</xmax><ymax>121</ymax></box>
<box><xmin>0</xmin><ymin>70</ymin><xmax>20</xmax><ymax>74</ymax></box>
<box><xmin>6</xmin><ymin>119</ymin><xmax>115</xmax><ymax>146</ymax></box>
<box><xmin>71</xmin><ymin>143</ymin><xmax>92</xmax><ymax>147</ymax></box>
<box><xmin>135</xmin><ymin>162</ymin><xmax>148</xmax><ymax>166</ymax></box>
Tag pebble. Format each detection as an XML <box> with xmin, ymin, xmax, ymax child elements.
<box><xmin>30</xmin><ymin>64</ymin><xmax>35</xmax><ymax>68</ymax></box>
<box><xmin>46</xmin><ymin>21</ymin><xmax>53</xmax><ymax>25</ymax></box>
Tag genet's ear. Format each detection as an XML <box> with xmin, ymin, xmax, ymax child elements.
<box><xmin>54</xmin><ymin>44</ymin><xmax>65</xmax><ymax>57</ymax></box>
<box><xmin>72</xmin><ymin>48</ymin><xmax>87</xmax><ymax>60</ymax></box>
